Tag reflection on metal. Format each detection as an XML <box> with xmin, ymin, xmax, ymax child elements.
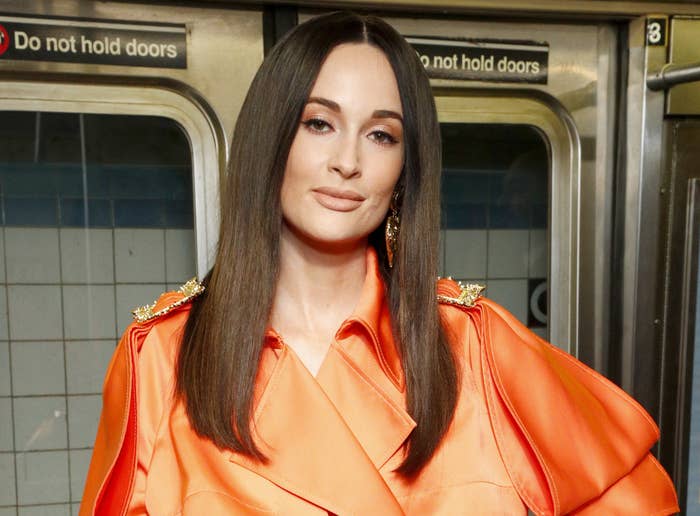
<box><xmin>647</xmin><ymin>61</ymin><xmax>700</xmax><ymax>91</ymax></box>
<box><xmin>617</xmin><ymin>17</ymin><xmax>666</xmax><ymax>413</ymax></box>
<box><xmin>272</xmin><ymin>0</ymin><xmax>700</xmax><ymax>16</ymax></box>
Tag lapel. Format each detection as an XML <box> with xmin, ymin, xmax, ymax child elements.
<box><xmin>228</xmin><ymin>247</ymin><xmax>414</xmax><ymax>515</ymax></box>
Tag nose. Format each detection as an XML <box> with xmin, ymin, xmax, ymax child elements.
<box><xmin>329</xmin><ymin>134</ymin><xmax>361</xmax><ymax>178</ymax></box>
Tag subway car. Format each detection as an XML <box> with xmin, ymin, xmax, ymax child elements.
<box><xmin>0</xmin><ymin>0</ymin><xmax>698</xmax><ymax>514</ymax></box>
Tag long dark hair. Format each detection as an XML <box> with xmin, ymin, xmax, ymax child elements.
<box><xmin>176</xmin><ymin>11</ymin><xmax>459</xmax><ymax>478</ymax></box>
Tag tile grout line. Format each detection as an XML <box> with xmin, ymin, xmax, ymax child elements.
<box><xmin>3</xmin><ymin>225</ymin><xmax>19</xmax><ymax>511</ymax></box>
<box><xmin>112</xmin><ymin>227</ymin><xmax>118</xmax><ymax>342</ymax></box>
<box><xmin>57</xmin><ymin>188</ymin><xmax>73</xmax><ymax>507</ymax></box>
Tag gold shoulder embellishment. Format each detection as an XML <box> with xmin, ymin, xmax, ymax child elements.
<box><xmin>437</xmin><ymin>279</ymin><xmax>485</xmax><ymax>308</ymax></box>
<box><xmin>132</xmin><ymin>278</ymin><xmax>205</xmax><ymax>323</ymax></box>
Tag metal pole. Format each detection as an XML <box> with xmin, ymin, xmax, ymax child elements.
<box><xmin>647</xmin><ymin>61</ymin><xmax>700</xmax><ymax>91</ymax></box>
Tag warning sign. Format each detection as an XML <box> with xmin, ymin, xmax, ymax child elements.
<box><xmin>407</xmin><ymin>36</ymin><xmax>549</xmax><ymax>84</ymax></box>
<box><xmin>0</xmin><ymin>14</ymin><xmax>186</xmax><ymax>69</ymax></box>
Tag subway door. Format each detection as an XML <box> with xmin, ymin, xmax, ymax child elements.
<box><xmin>384</xmin><ymin>15</ymin><xmax>617</xmax><ymax>364</ymax></box>
<box><xmin>0</xmin><ymin>5</ymin><xmax>263</xmax><ymax>513</ymax></box>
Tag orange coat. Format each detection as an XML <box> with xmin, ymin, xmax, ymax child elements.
<box><xmin>80</xmin><ymin>249</ymin><xmax>679</xmax><ymax>515</ymax></box>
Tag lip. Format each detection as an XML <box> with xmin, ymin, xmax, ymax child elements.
<box><xmin>312</xmin><ymin>187</ymin><xmax>365</xmax><ymax>212</ymax></box>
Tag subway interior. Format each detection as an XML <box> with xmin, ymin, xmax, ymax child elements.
<box><xmin>0</xmin><ymin>0</ymin><xmax>699</xmax><ymax>514</ymax></box>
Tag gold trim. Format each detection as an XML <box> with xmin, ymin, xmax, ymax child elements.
<box><xmin>132</xmin><ymin>278</ymin><xmax>205</xmax><ymax>323</ymax></box>
<box><xmin>437</xmin><ymin>279</ymin><xmax>485</xmax><ymax>308</ymax></box>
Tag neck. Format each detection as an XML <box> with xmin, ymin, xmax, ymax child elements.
<box><xmin>270</xmin><ymin>224</ymin><xmax>367</xmax><ymax>338</ymax></box>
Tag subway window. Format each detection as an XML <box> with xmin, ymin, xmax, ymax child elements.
<box><xmin>0</xmin><ymin>111</ymin><xmax>195</xmax><ymax>511</ymax></box>
<box><xmin>440</xmin><ymin>123</ymin><xmax>549</xmax><ymax>339</ymax></box>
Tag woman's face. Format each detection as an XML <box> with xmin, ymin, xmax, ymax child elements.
<box><xmin>280</xmin><ymin>42</ymin><xmax>405</xmax><ymax>251</ymax></box>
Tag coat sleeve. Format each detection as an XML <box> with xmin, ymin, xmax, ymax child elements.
<box><xmin>79</xmin><ymin>323</ymin><xmax>141</xmax><ymax>516</ymax></box>
<box><xmin>570</xmin><ymin>453</ymin><xmax>679</xmax><ymax>515</ymax></box>
<box><xmin>475</xmin><ymin>297</ymin><xmax>679</xmax><ymax>515</ymax></box>
<box><xmin>79</xmin><ymin>293</ymin><xmax>190</xmax><ymax>516</ymax></box>
<box><xmin>437</xmin><ymin>279</ymin><xmax>679</xmax><ymax>515</ymax></box>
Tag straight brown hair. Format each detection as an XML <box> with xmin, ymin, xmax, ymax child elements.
<box><xmin>176</xmin><ymin>11</ymin><xmax>459</xmax><ymax>478</ymax></box>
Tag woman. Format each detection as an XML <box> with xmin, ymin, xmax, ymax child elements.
<box><xmin>80</xmin><ymin>11</ymin><xmax>679</xmax><ymax>515</ymax></box>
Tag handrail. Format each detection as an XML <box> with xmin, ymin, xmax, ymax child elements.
<box><xmin>647</xmin><ymin>61</ymin><xmax>700</xmax><ymax>91</ymax></box>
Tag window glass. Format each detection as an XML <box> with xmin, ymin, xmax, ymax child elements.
<box><xmin>440</xmin><ymin>123</ymin><xmax>549</xmax><ymax>338</ymax></box>
<box><xmin>0</xmin><ymin>111</ymin><xmax>195</xmax><ymax>512</ymax></box>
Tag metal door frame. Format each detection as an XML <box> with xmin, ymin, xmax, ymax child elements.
<box><xmin>0</xmin><ymin>79</ymin><xmax>224</xmax><ymax>274</ymax></box>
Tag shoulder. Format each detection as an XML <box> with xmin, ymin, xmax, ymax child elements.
<box><xmin>131</xmin><ymin>278</ymin><xmax>205</xmax><ymax>325</ymax></box>
<box><xmin>436</xmin><ymin>277</ymin><xmax>485</xmax><ymax>310</ymax></box>
<box><xmin>436</xmin><ymin>277</ymin><xmax>538</xmax><ymax>341</ymax></box>
<box><xmin>106</xmin><ymin>278</ymin><xmax>205</xmax><ymax>386</ymax></box>
<box><xmin>436</xmin><ymin>281</ymin><xmax>665</xmax><ymax>513</ymax></box>
<box><xmin>436</xmin><ymin>277</ymin><xmax>494</xmax><ymax>342</ymax></box>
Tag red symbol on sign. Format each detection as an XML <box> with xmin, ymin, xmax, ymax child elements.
<box><xmin>0</xmin><ymin>25</ymin><xmax>9</xmax><ymax>56</ymax></box>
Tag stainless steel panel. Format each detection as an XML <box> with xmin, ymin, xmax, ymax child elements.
<box><xmin>0</xmin><ymin>0</ymin><xmax>264</xmax><ymax>154</ymax></box>
<box><xmin>274</xmin><ymin>0</ymin><xmax>700</xmax><ymax>17</ymax></box>
<box><xmin>618</xmin><ymin>17</ymin><xmax>666</xmax><ymax>406</ymax></box>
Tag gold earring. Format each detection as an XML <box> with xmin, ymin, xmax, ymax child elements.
<box><xmin>385</xmin><ymin>192</ymin><xmax>400</xmax><ymax>268</ymax></box>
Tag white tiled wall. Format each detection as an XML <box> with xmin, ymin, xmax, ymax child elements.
<box><xmin>441</xmin><ymin>228</ymin><xmax>548</xmax><ymax>337</ymax></box>
<box><xmin>445</xmin><ymin>230</ymin><xmax>487</xmax><ymax>279</ymax></box>
<box><xmin>0</xmin><ymin>454</ymin><xmax>16</xmax><ymax>505</ymax></box>
<box><xmin>0</xmin><ymin>342</ymin><xmax>12</xmax><ymax>396</ymax></box>
<box><xmin>16</xmin><ymin>451</ymin><xmax>70</xmax><ymax>504</ymax></box>
<box><xmin>165</xmin><ymin>229</ymin><xmax>197</xmax><ymax>283</ymax></box>
<box><xmin>64</xmin><ymin>341</ymin><xmax>116</xmax><ymax>395</ymax></box>
<box><xmin>114</xmin><ymin>229</ymin><xmax>166</xmax><ymax>283</ymax></box>
<box><xmin>62</xmin><ymin>286</ymin><xmax>116</xmax><ymax>340</ymax></box>
<box><xmin>0</xmin><ymin>226</ymin><xmax>196</xmax><ymax>513</ymax></box>
<box><xmin>59</xmin><ymin>229</ymin><xmax>114</xmax><ymax>284</ymax></box>
<box><xmin>487</xmin><ymin>230</ymin><xmax>529</xmax><ymax>278</ymax></box>
<box><xmin>13</xmin><ymin>397</ymin><xmax>67</xmax><ymax>451</ymax></box>
<box><xmin>19</xmin><ymin>505</ymin><xmax>72</xmax><ymax>516</ymax></box>
<box><xmin>5</xmin><ymin>229</ymin><xmax>61</xmax><ymax>284</ymax></box>
<box><xmin>529</xmin><ymin>229</ymin><xmax>547</xmax><ymax>277</ymax></box>
<box><xmin>0</xmin><ymin>399</ymin><xmax>13</xmax><ymax>452</ymax></box>
<box><xmin>11</xmin><ymin>342</ymin><xmax>65</xmax><ymax>396</ymax></box>
<box><xmin>8</xmin><ymin>286</ymin><xmax>63</xmax><ymax>341</ymax></box>
<box><xmin>0</xmin><ymin>288</ymin><xmax>8</xmax><ymax>341</ymax></box>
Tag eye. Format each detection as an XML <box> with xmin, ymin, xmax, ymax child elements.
<box><xmin>302</xmin><ymin>118</ymin><xmax>333</xmax><ymax>133</ymax></box>
<box><xmin>369</xmin><ymin>130</ymin><xmax>399</xmax><ymax>146</ymax></box>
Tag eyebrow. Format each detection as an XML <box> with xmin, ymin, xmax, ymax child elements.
<box><xmin>307</xmin><ymin>96</ymin><xmax>404</xmax><ymax>124</ymax></box>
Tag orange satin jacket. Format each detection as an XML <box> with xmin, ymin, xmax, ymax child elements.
<box><xmin>80</xmin><ymin>249</ymin><xmax>679</xmax><ymax>515</ymax></box>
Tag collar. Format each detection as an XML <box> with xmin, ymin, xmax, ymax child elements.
<box><xmin>264</xmin><ymin>246</ymin><xmax>404</xmax><ymax>391</ymax></box>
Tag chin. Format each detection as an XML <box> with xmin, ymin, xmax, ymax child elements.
<box><xmin>285</xmin><ymin>221</ymin><xmax>377</xmax><ymax>252</ymax></box>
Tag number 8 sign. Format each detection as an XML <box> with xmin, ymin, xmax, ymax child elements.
<box><xmin>646</xmin><ymin>16</ymin><xmax>668</xmax><ymax>47</ymax></box>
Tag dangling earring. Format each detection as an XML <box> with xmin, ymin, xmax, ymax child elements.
<box><xmin>385</xmin><ymin>191</ymin><xmax>400</xmax><ymax>268</ymax></box>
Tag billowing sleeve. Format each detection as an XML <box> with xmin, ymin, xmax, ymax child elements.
<box><xmin>79</xmin><ymin>293</ymin><xmax>190</xmax><ymax>516</ymax></box>
<box><xmin>79</xmin><ymin>323</ymin><xmax>142</xmax><ymax>516</ymax></box>
<box><xmin>437</xmin><ymin>279</ymin><xmax>679</xmax><ymax>515</ymax></box>
<box><xmin>125</xmin><ymin>320</ymin><xmax>180</xmax><ymax>515</ymax></box>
